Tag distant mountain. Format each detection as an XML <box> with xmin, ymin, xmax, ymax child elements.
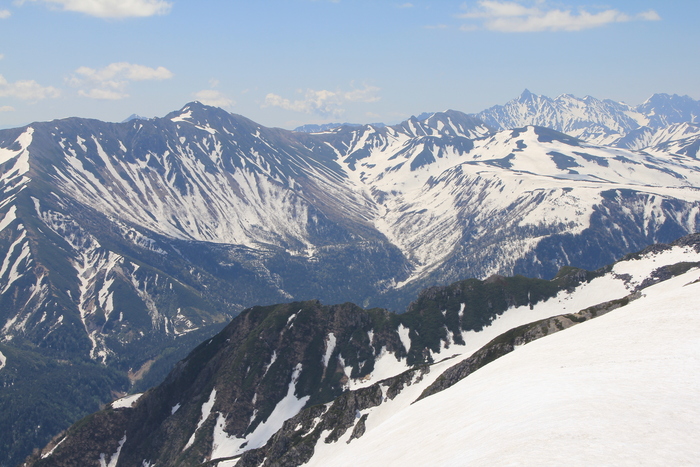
<box><xmin>25</xmin><ymin>234</ymin><xmax>700</xmax><ymax>466</ymax></box>
<box><xmin>293</xmin><ymin>122</ymin><xmax>360</xmax><ymax>132</ymax></box>
<box><xmin>3</xmin><ymin>93</ymin><xmax>700</xmax><ymax>464</ymax></box>
<box><xmin>121</xmin><ymin>114</ymin><xmax>150</xmax><ymax>123</ymax></box>
<box><xmin>636</xmin><ymin>92</ymin><xmax>700</xmax><ymax>128</ymax></box>
<box><xmin>475</xmin><ymin>89</ymin><xmax>700</xmax><ymax>148</ymax></box>
<box><xmin>293</xmin><ymin>122</ymin><xmax>386</xmax><ymax>133</ymax></box>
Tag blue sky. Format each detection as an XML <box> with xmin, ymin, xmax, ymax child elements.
<box><xmin>0</xmin><ymin>0</ymin><xmax>697</xmax><ymax>129</ymax></box>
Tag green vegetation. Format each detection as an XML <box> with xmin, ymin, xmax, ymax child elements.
<box><xmin>399</xmin><ymin>274</ymin><xmax>566</xmax><ymax>365</ymax></box>
<box><xmin>0</xmin><ymin>343</ymin><xmax>129</xmax><ymax>467</ymax></box>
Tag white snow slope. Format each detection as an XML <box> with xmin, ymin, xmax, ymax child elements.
<box><xmin>305</xmin><ymin>267</ymin><xmax>700</xmax><ymax>466</ymax></box>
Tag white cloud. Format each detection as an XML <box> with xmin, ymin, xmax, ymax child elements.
<box><xmin>461</xmin><ymin>0</ymin><xmax>532</xmax><ymax>19</ymax></box>
<box><xmin>194</xmin><ymin>89</ymin><xmax>234</xmax><ymax>108</ymax></box>
<box><xmin>0</xmin><ymin>106</ymin><xmax>15</xmax><ymax>112</ymax></box>
<box><xmin>73</xmin><ymin>62</ymin><xmax>173</xmax><ymax>82</ymax></box>
<box><xmin>264</xmin><ymin>90</ymin><xmax>341</xmax><ymax>117</ymax></box>
<box><xmin>78</xmin><ymin>88</ymin><xmax>125</xmax><ymax>100</ymax></box>
<box><xmin>263</xmin><ymin>85</ymin><xmax>380</xmax><ymax>118</ymax></box>
<box><xmin>0</xmin><ymin>75</ymin><xmax>61</xmax><ymax>101</ymax></box>
<box><xmin>24</xmin><ymin>0</ymin><xmax>171</xmax><ymax>18</ymax></box>
<box><xmin>638</xmin><ymin>10</ymin><xmax>661</xmax><ymax>21</ymax></box>
<box><xmin>458</xmin><ymin>1</ymin><xmax>661</xmax><ymax>32</ymax></box>
<box><xmin>344</xmin><ymin>85</ymin><xmax>381</xmax><ymax>103</ymax></box>
<box><xmin>70</xmin><ymin>62</ymin><xmax>173</xmax><ymax>100</ymax></box>
<box><xmin>0</xmin><ymin>9</ymin><xmax>11</xmax><ymax>18</ymax></box>
<box><xmin>398</xmin><ymin>3</ymin><xmax>413</xmax><ymax>8</ymax></box>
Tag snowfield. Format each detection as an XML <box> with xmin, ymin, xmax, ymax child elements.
<box><xmin>304</xmin><ymin>267</ymin><xmax>700</xmax><ymax>466</ymax></box>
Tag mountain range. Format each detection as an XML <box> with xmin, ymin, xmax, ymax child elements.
<box><xmin>476</xmin><ymin>89</ymin><xmax>700</xmax><ymax>147</ymax></box>
<box><xmin>1</xmin><ymin>90</ymin><xmax>700</xmax><ymax>465</ymax></box>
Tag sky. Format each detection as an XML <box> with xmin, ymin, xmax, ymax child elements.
<box><xmin>0</xmin><ymin>0</ymin><xmax>698</xmax><ymax>130</ymax></box>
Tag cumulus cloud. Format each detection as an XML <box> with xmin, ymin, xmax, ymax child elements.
<box><xmin>22</xmin><ymin>0</ymin><xmax>171</xmax><ymax>18</ymax></box>
<box><xmin>70</xmin><ymin>62</ymin><xmax>173</xmax><ymax>100</ymax></box>
<box><xmin>73</xmin><ymin>62</ymin><xmax>173</xmax><ymax>82</ymax></box>
<box><xmin>78</xmin><ymin>88</ymin><xmax>125</xmax><ymax>100</ymax></box>
<box><xmin>263</xmin><ymin>85</ymin><xmax>380</xmax><ymax>118</ymax></box>
<box><xmin>344</xmin><ymin>85</ymin><xmax>381</xmax><ymax>103</ymax></box>
<box><xmin>458</xmin><ymin>1</ymin><xmax>661</xmax><ymax>32</ymax></box>
<box><xmin>0</xmin><ymin>106</ymin><xmax>15</xmax><ymax>112</ymax></box>
<box><xmin>0</xmin><ymin>75</ymin><xmax>61</xmax><ymax>101</ymax></box>
<box><xmin>637</xmin><ymin>10</ymin><xmax>661</xmax><ymax>21</ymax></box>
<box><xmin>194</xmin><ymin>89</ymin><xmax>234</xmax><ymax>108</ymax></box>
<box><xmin>0</xmin><ymin>10</ymin><xmax>11</xmax><ymax>18</ymax></box>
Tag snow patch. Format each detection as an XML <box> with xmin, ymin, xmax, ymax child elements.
<box><xmin>184</xmin><ymin>388</ymin><xmax>217</xmax><ymax>451</ymax></box>
<box><xmin>111</xmin><ymin>393</ymin><xmax>143</xmax><ymax>409</ymax></box>
<box><xmin>0</xmin><ymin>230</ymin><xmax>32</xmax><ymax>295</ymax></box>
<box><xmin>346</xmin><ymin>347</ymin><xmax>408</xmax><ymax>391</ymax></box>
<box><xmin>0</xmin><ymin>205</ymin><xmax>16</xmax><ymax>233</ymax></box>
<box><xmin>171</xmin><ymin>110</ymin><xmax>193</xmax><ymax>123</ymax></box>
<box><xmin>41</xmin><ymin>436</ymin><xmax>67</xmax><ymax>459</ymax></box>
<box><xmin>99</xmin><ymin>433</ymin><xmax>126</xmax><ymax>467</ymax></box>
<box><xmin>397</xmin><ymin>324</ymin><xmax>411</xmax><ymax>353</ymax></box>
<box><xmin>322</xmin><ymin>333</ymin><xmax>336</xmax><ymax>368</ymax></box>
<box><xmin>211</xmin><ymin>363</ymin><xmax>310</xmax><ymax>460</ymax></box>
<box><xmin>338</xmin><ymin>355</ymin><xmax>353</xmax><ymax>382</ymax></box>
<box><xmin>262</xmin><ymin>351</ymin><xmax>277</xmax><ymax>378</ymax></box>
<box><xmin>0</xmin><ymin>127</ymin><xmax>33</xmax><ymax>164</ymax></box>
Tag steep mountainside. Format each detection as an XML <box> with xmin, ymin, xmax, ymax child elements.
<box><xmin>2</xmin><ymin>92</ymin><xmax>700</xmax><ymax>465</ymax></box>
<box><xmin>25</xmin><ymin>234</ymin><xmax>700</xmax><ymax>466</ymax></box>
<box><xmin>300</xmin><ymin>258</ymin><xmax>700</xmax><ymax>466</ymax></box>
<box><xmin>3</xmin><ymin>102</ymin><xmax>700</xmax><ymax>355</ymax></box>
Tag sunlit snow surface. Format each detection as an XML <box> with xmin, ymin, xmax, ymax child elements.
<box><xmin>0</xmin><ymin>350</ymin><xmax>6</xmax><ymax>370</ymax></box>
<box><xmin>304</xmin><ymin>267</ymin><xmax>700</xmax><ymax>466</ymax></box>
